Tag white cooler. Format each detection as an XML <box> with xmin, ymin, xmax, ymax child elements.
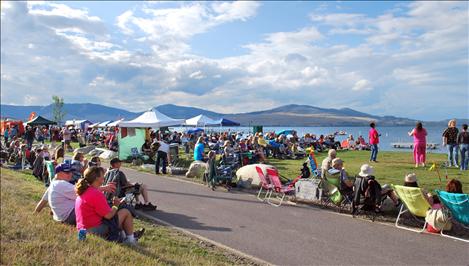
<box><xmin>295</xmin><ymin>179</ymin><xmax>322</xmax><ymax>201</ymax></box>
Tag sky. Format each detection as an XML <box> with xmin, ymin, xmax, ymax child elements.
<box><xmin>1</xmin><ymin>1</ymin><xmax>468</xmax><ymax>121</ymax></box>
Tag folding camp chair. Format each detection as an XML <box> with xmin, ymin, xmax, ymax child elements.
<box><xmin>436</xmin><ymin>190</ymin><xmax>469</xmax><ymax>242</ymax></box>
<box><xmin>255</xmin><ymin>166</ymin><xmax>273</xmax><ymax>202</ymax></box>
<box><xmin>307</xmin><ymin>150</ymin><xmax>321</xmax><ymax>178</ymax></box>
<box><xmin>44</xmin><ymin>160</ymin><xmax>55</xmax><ymax>187</ymax></box>
<box><xmin>265</xmin><ymin>168</ymin><xmax>295</xmax><ymax>207</ymax></box>
<box><xmin>392</xmin><ymin>185</ymin><xmax>431</xmax><ymax>233</ymax></box>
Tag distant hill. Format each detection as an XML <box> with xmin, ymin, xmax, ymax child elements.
<box><xmin>1</xmin><ymin>103</ymin><xmax>139</xmax><ymax>122</ymax></box>
<box><xmin>0</xmin><ymin>102</ymin><xmax>461</xmax><ymax>126</ymax></box>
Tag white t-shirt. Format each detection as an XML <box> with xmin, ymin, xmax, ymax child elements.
<box><xmin>41</xmin><ymin>180</ymin><xmax>76</xmax><ymax>222</ymax></box>
<box><xmin>62</xmin><ymin>128</ymin><xmax>71</xmax><ymax>141</ymax></box>
<box><xmin>158</xmin><ymin>141</ymin><xmax>170</xmax><ymax>153</ymax></box>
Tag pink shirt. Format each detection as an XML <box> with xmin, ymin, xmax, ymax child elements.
<box><xmin>75</xmin><ymin>187</ymin><xmax>111</xmax><ymax>230</ymax></box>
<box><xmin>411</xmin><ymin>128</ymin><xmax>427</xmax><ymax>145</ymax></box>
<box><xmin>369</xmin><ymin>128</ymin><xmax>379</xmax><ymax>144</ymax></box>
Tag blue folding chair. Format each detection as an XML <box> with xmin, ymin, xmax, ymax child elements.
<box><xmin>436</xmin><ymin>190</ymin><xmax>469</xmax><ymax>242</ymax></box>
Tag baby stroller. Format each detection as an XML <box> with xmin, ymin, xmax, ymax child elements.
<box><xmin>205</xmin><ymin>157</ymin><xmax>234</xmax><ymax>191</ymax></box>
<box><xmin>352</xmin><ymin>175</ymin><xmax>384</xmax><ymax>221</ymax></box>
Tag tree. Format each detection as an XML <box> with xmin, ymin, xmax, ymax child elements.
<box><xmin>52</xmin><ymin>96</ymin><xmax>66</xmax><ymax>125</ymax></box>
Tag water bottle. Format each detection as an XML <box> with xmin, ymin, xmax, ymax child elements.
<box><xmin>78</xmin><ymin>229</ymin><xmax>87</xmax><ymax>241</ymax></box>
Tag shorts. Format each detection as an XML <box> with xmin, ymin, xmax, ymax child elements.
<box><xmin>123</xmin><ymin>183</ymin><xmax>142</xmax><ymax>195</ymax></box>
<box><xmin>88</xmin><ymin>223</ymin><xmax>110</xmax><ymax>237</ymax></box>
<box><xmin>62</xmin><ymin>208</ymin><xmax>76</xmax><ymax>226</ymax></box>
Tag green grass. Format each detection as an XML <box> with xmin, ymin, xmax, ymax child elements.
<box><xmin>268</xmin><ymin>150</ymin><xmax>469</xmax><ymax>192</ymax></box>
<box><xmin>0</xmin><ymin>168</ymin><xmax>252</xmax><ymax>265</ymax></box>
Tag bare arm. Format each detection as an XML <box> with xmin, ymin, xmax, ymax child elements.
<box><xmin>34</xmin><ymin>199</ymin><xmax>48</xmax><ymax>213</ymax></box>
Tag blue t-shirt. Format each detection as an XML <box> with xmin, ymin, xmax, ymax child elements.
<box><xmin>194</xmin><ymin>143</ymin><xmax>204</xmax><ymax>161</ymax></box>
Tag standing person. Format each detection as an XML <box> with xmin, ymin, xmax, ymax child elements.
<box><xmin>62</xmin><ymin>127</ymin><xmax>72</xmax><ymax>152</ymax></box>
<box><xmin>408</xmin><ymin>122</ymin><xmax>428</xmax><ymax>168</ymax></box>
<box><xmin>3</xmin><ymin>126</ymin><xmax>9</xmax><ymax>143</ymax></box>
<box><xmin>368</xmin><ymin>122</ymin><xmax>380</xmax><ymax>162</ymax></box>
<box><xmin>25</xmin><ymin>126</ymin><xmax>35</xmax><ymax>150</ymax></box>
<box><xmin>457</xmin><ymin>124</ymin><xmax>469</xmax><ymax>170</ymax></box>
<box><xmin>442</xmin><ymin>119</ymin><xmax>459</xmax><ymax>167</ymax></box>
<box><xmin>154</xmin><ymin>136</ymin><xmax>169</xmax><ymax>175</ymax></box>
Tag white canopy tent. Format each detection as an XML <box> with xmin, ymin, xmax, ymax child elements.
<box><xmin>65</xmin><ymin>119</ymin><xmax>93</xmax><ymax>130</ymax></box>
<box><xmin>107</xmin><ymin>119</ymin><xmax>124</xmax><ymax>127</ymax></box>
<box><xmin>97</xmin><ymin>120</ymin><xmax>113</xmax><ymax>127</ymax></box>
<box><xmin>185</xmin><ymin>114</ymin><xmax>220</xmax><ymax>127</ymax></box>
<box><xmin>120</xmin><ymin>108</ymin><xmax>184</xmax><ymax>128</ymax></box>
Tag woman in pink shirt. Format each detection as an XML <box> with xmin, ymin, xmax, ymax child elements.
<box><xmin>408</xmin><ymin>122</ymin><xmax>427</xmax><ymax>167</ymax></box>
<box><xmin>75</xmin><ymin>167</ymin><xmax>140</xmax><ymax>245</ymax></box>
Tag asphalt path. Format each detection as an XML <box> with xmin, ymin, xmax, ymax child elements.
<box><xmin>121</xmin><ymin>167</ymin><xmax>469</xmax><ymax>266</ymax></box>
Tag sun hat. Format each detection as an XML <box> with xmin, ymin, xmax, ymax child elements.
<box><xmin>358</xmin><ymin>164</ymin><xmax>374</xmax><ymax>177</ymax></box>
<box><xmin>55</xmin><ymin>161</ymin><xmax>74</xmax><ymax>173</ymax></box>
<box><xmin>404</xmin><ymin>173</ymin><xmax>417</xmax><ymax>183</ymax></box>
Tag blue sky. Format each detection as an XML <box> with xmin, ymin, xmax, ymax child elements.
<box><xmin>1</xmin><ymin>1</ymin><xmax>468</xmax><ymax>120</ymax></box>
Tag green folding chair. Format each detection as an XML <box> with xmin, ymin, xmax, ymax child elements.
<box><xmin>392</xmin><ymin>185</ymin><xmax>431</xmax><ymax>233</ymax></box>
<box><xmin>436</xmin><ymin>190</ymin><xmax>469</xmax><ymax>243</ymax></box>
<box><xmin>44</xmin><ymin>161</ymin><xmax>55</xmax><ymax>186</ymax></box>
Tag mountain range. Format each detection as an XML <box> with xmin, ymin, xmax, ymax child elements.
<box><xmin>1</xmin><ymin>103</ymin><xmax>465</xmax><ymax>126</ymax></box>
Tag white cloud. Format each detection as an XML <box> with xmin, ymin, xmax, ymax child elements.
<box><xmin>352</xmin><ymin>79</ymin><xmax>373</xmax><ymax>91</ymax></box>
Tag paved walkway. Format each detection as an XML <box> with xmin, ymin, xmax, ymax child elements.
<box><xmin>122</xmin><ymin>167</ymin><xmax>468</xmax><ymax>266</ymax></box>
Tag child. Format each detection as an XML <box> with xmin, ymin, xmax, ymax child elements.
<box><xmin>300</xmin><ymin>162</ymin><xmax>310</xmax><ymax>179</ymax></box>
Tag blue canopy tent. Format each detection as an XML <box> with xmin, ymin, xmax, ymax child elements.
<box><xmin>217</xmin><ymin>118</ymin><xmax>240</xmax><ymax>126</ymax></box>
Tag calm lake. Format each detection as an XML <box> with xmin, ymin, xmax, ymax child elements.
<box><xmin>174</xmin><ymin>126</ymin><xmax>450</xmax><ymax>154</ymax></box>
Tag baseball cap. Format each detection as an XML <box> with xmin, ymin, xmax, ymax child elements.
<box><xmin>55</xmin><ymin>162</ymin><xmax>74</xmax><ymax>173</ymax></box>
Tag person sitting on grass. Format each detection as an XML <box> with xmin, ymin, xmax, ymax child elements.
<box><xmin>70</xmin><ymin>152</ymin><xmax>88</xmax><ymax>184</ymax></box>
<box><xmin>194</xmin><ymin>136</ymin><xmax>206</xmax><ymax>162</ymax></box>
<box><xmin>88</xmin><ymin>156</ymin><xmax>101</xmax><ymax>168</ymax></box>
<box><xmin>104</xmin><ymin>158</ymin><xmax>156</xmax><ymax>211</ymax></box>
<box><xmin>75</xmin><ymin>167</ymin><xmax>144</xmax><ymax>245</ymax></box>
<box><xmin>34</xmin><ymin>162</ymin><xmax>116</xmax><ymax>224</ymax></box>
<box><xmin>327</xmin><ymin>158</ymin><xmax>354</xmax><ymax>195</ymax></box>
<box><xmin>320</xmin><ymin>149</ymin><xmax>336</xmax><ymax>178</ymax></box>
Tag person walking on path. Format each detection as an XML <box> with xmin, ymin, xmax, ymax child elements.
<box><xmin>457</xmin><ymin>124</ymin><xmax>469</xmax><ymax>170</ymax></box>
<box><xmin>408</xmin><ymin>122</ymin><xmax>427</xmax><ymax>168</ymax></box>
<box><xmin>442</xmin><ymin>119</ymin><xmax>459</xmax><ymax>167</ymax></box>
<box><xmin>154</xmin><ymin>135</ymin><xmax>169</xmax><ymax>175</ymax></box>
<box><xmin>368</xmin><ymin>122</ymin><xmax>380</xmax><ymax>162</ymax></box>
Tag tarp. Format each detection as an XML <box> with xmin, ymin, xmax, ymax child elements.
<box><xmin>120</xmin><ymin>108</ymin><xmax>183</xmax><ymax>128</ymax></box>
<box><xmin>26</xmin><ymin>115</ymin><xmax>57</xmax><ymax>126</ymax></box>
<box><xmin>185</xmin><ymin>114</ymin><xmax>220</xmax><ymax>127</ymax></box>
<box><xmin>118</xmin><ymin>128</ymin><xmax>146</xmax><ymax>160</ymax></box>
<box><xmin>276</xmin><ymin>129</ymin><xmax>294</xmax><ymax>136</ymax></box>
<box><xmin>187</xmin><ymin>128</ymin><xmax>204</xmax><ymax>134</ymax></box>
<box><xmin>65</xmin><ymin>120</ymin><xmax>93</xmax><ymax>130</ymax></box>
<box><xmin>107</xmin><ymin>119</ymin><xmax>124</xmax><ymax>127</ymax></box>
<box><xmin>217</xmin><ymin>118</ymin><xmax>240</xmax><ymax>126</ymax></box>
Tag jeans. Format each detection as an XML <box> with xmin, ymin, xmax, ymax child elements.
<box><xmin>155</xmin><ymin>151</ymin><xmax>168</xmax><ymax>174</ymax></box>
<box><xmin>460</xmin><ymin>144</ymin><xmax>469</xmax><ymax>170</ymax></box>
<box><xmin>370</xmin><ymin>144</ymin><xmax>378</xmax><ymax>161</ymax></box>
<box><xmin>447</xmin><ymin>143</ymin><xmax>459</xmax><ymax>166</ymax></box>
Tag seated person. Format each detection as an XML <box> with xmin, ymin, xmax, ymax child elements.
<box><xmin>88</xmin><ymin>156</ymin><xmax>101</xmax><ymax>167</ymax></box>
<box><xmin>104</xmin><ymin>158</ymin><xmax>156</xmax><ymax>211</ymax></box>
<box><xmin>141</xmin><ymin>139</ymin><xmax>153</xmax><ymax>157</ymax></box>
<box><xmin>446</xmin><ymin>179</ymin><xmax>463</xmax><ymax>193</ymax></box>
<box><xmin>326</xmin><ymin>158</ymin><xmax>353</xmax><ymax>197</ymax></box>
<box><xmin>75</xmin><ymin>167</ymin><xmax>143</xmax><ymax>245</ymax></box>
<box><xmin>34</xmin><ymin>162</ymin><xmax>79</xmax><ymax>225</ymax></box>
<box><xmin>194</xmin><ymin>137</ymin><xmax>206</xmax><ymax>162</ymax></box>
<box><xmin>70</xmin><ymin>152</ymin><xmax>88</xmax><ymax>184</ymax></box>
<box><xmin>320</xmin><ymin>149</ymin><xmax>336</xmax><ymax>178</ymax></box>
<box><xmin>35</xmin><ymin>162</ymin><xmax>116</xmax><ymax>225</ymax></box>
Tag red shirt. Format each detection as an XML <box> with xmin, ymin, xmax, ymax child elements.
<box><xmin>369</xmin><ymin>128</ymin><xmax>379</xmax><ymax>145</ymax></box>
<box><xmin>75</xmin><ymin>187</ymin><xmax>111</xmax><ymax>230</ymax></box>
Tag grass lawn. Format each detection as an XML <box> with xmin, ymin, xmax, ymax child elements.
<box><xmin>0</xmin><ymin>168</ymin><xmax>252</xmax><ymax>265</ymax></box>
<box><xmin>269</xmin><ymin>150</ymin><xmax>469</xmax><ymax>192</ymax></box>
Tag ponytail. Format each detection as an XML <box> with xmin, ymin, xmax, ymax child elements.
<box><xmin>75</xmin><ymin>166</ymin><xmax>105</xmax><ymax>196</ymax></box>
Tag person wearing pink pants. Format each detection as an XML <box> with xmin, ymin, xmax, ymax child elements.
<box><xmin>408</xmin><ymin>122</ymin><xmax>427</xmax><ymax>167</ymax></box>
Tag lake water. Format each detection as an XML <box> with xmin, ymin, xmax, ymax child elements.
<box><xmin>173</xmin><ymin>126</ymin><xmax>449</xmax><ymax>154</ymax></box>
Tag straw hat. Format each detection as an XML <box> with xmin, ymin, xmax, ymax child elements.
<box><xmin>358</xmin><ymin>164</ymin><xmax>374</xmax><ymax>177</ymax></box>
<box><xmin>405</xmin><ymin>173</ymin><xmax>417</xmax><ymax>183</ymax></box>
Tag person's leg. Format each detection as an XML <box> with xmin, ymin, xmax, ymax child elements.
<box><xmin>460</xmin><ymin>144</ymin><xmax>468</xmax><ymax>170</ymax></box>
<box><xmin>413</xmin><ymin>145</ymin><xmax>418</xmax><ymax>167</ymax></box>
<box><xmin>140</xmin><ymin>184</ymin><xmax>150</xmax><ymax>204</ymax></box>
<box><xmin>117</xmin><ymin>208</ymin><xmax>134</xmax><ymax>235</ymax></box>
<box><xmin>162</xmin><ymin>152</ymin><xmax>167</xmax><ymax>174</ymax></box>
<box><xmin>447</xmin><ymin>144</ymin><xmax>454</xmax><ymax>166</ymax></box>
<box><xmin>155</xmin><ymin>151</ymin><xmax>161</xmax><ymax>174</ymax></box>
<box><xmin>465</xmin><ymin>145</ymin><xmax>469</xmax><ymax>170</ymax></box>
<box><xmin>421</xmin><ymin>145</ymin><xmax>426</xmax><ymax>167</ymax></box>
<box><xmin>454</xmin><ymin>144</ymin><xmax>459</xmax><ymax>167</ymax></box>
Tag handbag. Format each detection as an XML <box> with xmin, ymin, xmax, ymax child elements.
<box><xmin>425</xmin><ymin>208</ymin><xmax>452</xmax><ymax>231</ymax></box>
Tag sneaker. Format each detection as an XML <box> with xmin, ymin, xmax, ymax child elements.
<box><xmin>124</xmin><ymin>238</ymin><xmax>137</xmax><ymax>246</ymax></box>
<box><xmin>134</xmin><ymin>228</ymin><xmax>145</xmax><ymax>240</ymax></box>
<box><xmin>135</xmin><ymin>203</ymin><xmax>145</xmax><ymax>210</ymax></box>
<box><xmin>143</xmin><ymin>202</ymin><xmax>157</xmax><ymax>211</ymax></box>
<box><xmin>454</xmin><ymin>164</ymin><xmax>459</xmax><ymax>168</ymax></box>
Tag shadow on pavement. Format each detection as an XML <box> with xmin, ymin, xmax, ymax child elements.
<box><xmin>144</xmin><ymin>209</ymin><xmax>232</xmax><ymax>232</ymax></box>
